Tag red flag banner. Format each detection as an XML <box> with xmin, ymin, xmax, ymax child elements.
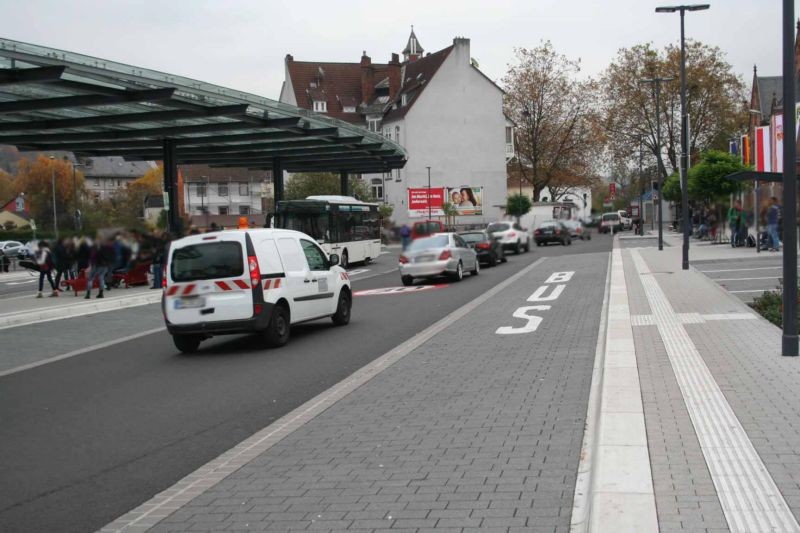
<box><xmin>755</xmin><ymin>126</ymin><xmax>771</xmax><ymax>172</ymax></box>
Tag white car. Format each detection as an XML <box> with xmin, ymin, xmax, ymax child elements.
<box><xmin>486</xmin><ymin>221</ymin><xmax>530</xmax><ymax>254</ymax></box>
<box><xmin>164</xmin><ymin>228</ymin><xmax>351</xmax><ymax>353</ymax></box>
<box><xmin>0</xmin><ymin>240</ymin><xmax>25</xmax><ymax>257</ymax></box>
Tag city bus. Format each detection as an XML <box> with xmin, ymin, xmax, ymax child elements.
<box><xmin>276</xmin><ymin>195</ymin><xmax>381</xmax><ymax>269</ymax></box>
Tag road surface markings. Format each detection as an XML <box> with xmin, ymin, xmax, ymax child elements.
<box><xmin>346</xmin><ymin>268</ymin><xmax>370</xmax><ymax>277</ymax></box>
<box><xmin>495</xmin><ymin>271</ymin><xmax>573</xmax><ymax>335</ymax></box>
<box><xmin>6</xmin><ymin>279</ymin><xmax>37</xmax><ymax>285</ymax></box>
<box><xmin>353</xmin><ymin>284</ymin><xmax>447</xmax><ymax>296</ymax></box>
<box><xmin>632</xmin><ymin>248</ymin><xmax>800</xmax><ymax>532</ymax></box>
<box><xmin>99</xmin><ymin>257</ymin><xmax>548</xmax><ymax>533</ymax></box>
<box><xmin>728</xmin><ymin>289</ymin><xmax>775</xmax><ymax>294</ymax></box>
<box><xmin>0</xmin><ymin>327</ymin><xmax>166</xmax><ymax>378</ymax></box>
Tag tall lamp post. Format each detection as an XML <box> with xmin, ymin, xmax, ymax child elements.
<box><xmin>426</xmin><ymin>166</ymin><xmax>432</xmax><ymax>220</ymax></box>
<box><xmin>656</xmin><ymin>4</ymin><xmax>710</xmax><ymax>270</ymax></box>
<box><xmin>49</xmin><ymin>156</ymin><xmax>58</xmax><ymax>240</ymax></box>
<box><xmin>640</xmin><ymin>76</ymin><xmax>675</xmax><ymax>251</ymax></box>
<box><xmin>63</xmin><ymin>156</ymin><xmax>84</xmax><ymax>231</ymax></box>
<box><xmin>638</xmin><ymin>137</ymin><xmax>645</xmax><ymax>236</ymax></box>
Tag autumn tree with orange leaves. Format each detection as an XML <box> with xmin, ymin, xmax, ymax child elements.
<box><xmin>15</xmin><ymin>155</ymin><xmax>85</xmax><ymax>233</ymax></box>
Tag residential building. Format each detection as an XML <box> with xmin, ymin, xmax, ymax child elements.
<box><xmin>180</xmin><ymin>165</ymin><xmax>272</xmax><ymax>221</ymax></box>
<box><xmin>280</xmin><ymin>29</ymin><xmax>508</xmax><ymax>226</ymax></box>
<box><xmin>82</xmin><ymin>157</ymin><xmax>157</xmax><ymax>200</ymax></box>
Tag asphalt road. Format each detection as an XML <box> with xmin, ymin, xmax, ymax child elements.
<box><xmin>0</xmin><ymin>233</ymin><xmax>612</xmax><ymax>533</ymax></box>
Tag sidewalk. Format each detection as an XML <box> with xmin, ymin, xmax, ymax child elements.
<box><xmin>0</xmin><ymin>285</ymin><xmax>162</xmax><ymax>329</ymax></box>
<box><xmin>593</xmin><ymin>236</ymin><xmax>800</xmax><ymax>532</ymax></box>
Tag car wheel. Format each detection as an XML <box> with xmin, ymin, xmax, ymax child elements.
<box><xmin>450</xmin><ymin>262</ymin><xmax>464</xmax><ymax>282</ymax></box>
<box><xmin>173</xmin><ymin>334</ymin><xmax>202</xmax><ymax>354</ymax></box>
<box><xmin>489</xmin><ymin>253</ymin><xmax>497</xmax><ymax>267</ymax></box>
<box><xmin>364</xmin><ymin>256</ymin><xmax>371</xmax><ymax>265</ymax></box>
<box><xmin>568</xmin><ymin>237</ymin><xmax>572</xmax><ymax>245</ymax></box>
<box><xmin>331</xmin><ymin>289</ymin><xmax>351</xmax><ymax>326</ymax></box>
<box><xmin>264</xmin><ymin>304</ymin><xmax>290</xmax><ymax>347</ymax></box>
<box><xmin>514</xmin><ymin>242</ymin><xmax>521</xmax><ymax>254</ymax></box>
<box><xmin>471</xmin><ymin>259</ymin><xmax>480</xmax><ymax>276</ymax></box>
<box><xmin>524</xmin><ymin>239</ymin><xmax>530</xmax><ymax>252</ymax></box>
<box><xmin>401</xmin><ymin>275</ymin><xmax>414</xmax><ymax>286</ymax></box>
<box><xmin>340</xmin><ymin>250</ymin><xmax>349</xmax><ymax>270</ymax></box>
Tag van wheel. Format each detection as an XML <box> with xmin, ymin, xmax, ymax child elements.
<box><xmin>340</xmin><ymin>250</ymin><xmax>349</xmax><ymax>269</ymax></box>
<box><xmin>331</xmin><ymin>289</ymin><xmax>351</xmax><ymax>326</ymax></box>
<box><xmin>514</xmin><ymin>242</ymin><xmax>521</xmax><ymax>254</ymax></box>
<box><xmin>364</xmin><ymin>256</ymin><xmax>371</xmax><ymax>265</ymax></box>
<box><xmin>401</xmin><ymin>275</ymin><xmax>414</xmax><ymax>286</ymax></box>
<box><xmin>265</xmin><ymin>304</ymin><xmax>290</xmax><ymax>347</ymax></box>
<box><xmin>173</xmin><ymin>334</ymin><xmax>201</xmax><ymax>354</ymax></box>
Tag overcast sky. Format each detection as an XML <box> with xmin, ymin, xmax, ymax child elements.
<box><xmin>0</xmin><ymin>0</ymin><xmax>787</xmax><ymax>99</ymax></box>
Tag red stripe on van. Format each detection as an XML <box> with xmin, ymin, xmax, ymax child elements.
<box><xmin>182</xmin><ymin>284</ymin><xmax>196</xmax><ymax>296</ymax></box>
<box><xmin>263</xmin><ymin>279</ymin><xmax>272</xmax><ymax>290</ymax></box>
<box><xmin>274</xmin><ymin>278</ymin><xmax>281</xmax><ymax>289</ymax></box>
<box><xmin>215</xmin><ymin>281</ymin><xmax>231</xmax><ymax>291</ymax></box>
<box><xmin>167</xmin><ymin>286</ymin><xmax>179</xmax><ymax>296</ymax></box>
<box><xmin>234</xmin><ymin>279</ymin><xmax>249</xmax><ymax>290</ymax></box>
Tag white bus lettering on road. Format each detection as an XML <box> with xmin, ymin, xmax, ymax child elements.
<box><xmin>496</xmin><ymin>271</ymin><xmax>574</xmax><ymax>335</ymax></box>
<box><xmin>496</xmin><ymin>306</ymin><xmax>551</xmax><ymax>335</ymax></box>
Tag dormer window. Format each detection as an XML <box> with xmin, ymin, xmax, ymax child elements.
<box><xmin>313</xmin><ymin>100</ymin><xmax>327</xmax><ymax>112</ymax></box>
<box><xmin>401</xmin><ymin>93</ymin><xmax>408</xmax><ymax>107</ymax></box>
<box><xmin>367</xmin><ymin>117</ymin><xmax>381</xmax><ymax>133</ymax></box>
<box><xmin>343</xmin><ymin>106</ymin><xmax>356</xmax><ymax>113</ymax></box>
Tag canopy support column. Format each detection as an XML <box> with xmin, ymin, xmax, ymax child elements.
<box><xmin>272</xmin><ymin>157</ymin><xmax>283</xmax><ymax>207</ymax></box>
<box><xmin>162</xmin><ymin>139</ymin><xmax>181</xmax><ymax>235</ymax></box>
<box><xmin>340</xmin><ymin>171</ymin><xmax>348</xmax><ymax>197</ymax></box>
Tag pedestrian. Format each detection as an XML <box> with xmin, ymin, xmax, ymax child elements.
<box><xmin>728</xmin><ymin>200</ymin><xmax>743</xmax><ymax>247</ymax></box>
<box><xmin>34</xmin><ymin>240</ymin><xmax>57</xmax><ymax>298</ymax></box>
<box><xmin>400</xmin><ymin>223</ymin><xmax>411</xmax><ymax>250</ymax></box>
<box><xmin>150</xmin><ymin>232</ymin><xmax>165</xmax><ymax>289</ymax></box>
<box><xmin>53</xmin><ymin>237</ymin><xmax>75</xmax><ymax>292</ymax></box>
<box><xmin>767</xmin><ymin>196</ymin><xmax>781</xmax><ymax>252</ymax></box>
<box><xmin>85</xmin><ymin>237</ymin><xmax>114</xmax><ymax>299</ymax></box>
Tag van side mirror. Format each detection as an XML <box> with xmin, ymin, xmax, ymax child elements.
<box><xmin>329</xmin><ymin>253</ymin><xmax>340</xmax><ymax>267</ymax></box>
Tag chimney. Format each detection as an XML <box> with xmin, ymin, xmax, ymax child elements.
<box><xmin>388</xmin><ymin>53</ymin><xmax>401</xmax><ymax>99</ymax></box>
<box><xmin>361</xmin><ymin>51</ymin><xmax>374</xmax><ymax>105</ymax></box>
<box><xmin>285</xmin><ymin>54</ymin><xmax>293</xmax><ymax>62</ymax></box>
<box><xmin>452</xmin><ymin>37</ymin><xmax>471</xmax><ymax>64</ymax></box>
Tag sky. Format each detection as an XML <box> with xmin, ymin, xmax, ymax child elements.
<box><xmin>0</xmin><ymin>0</ymin><xmax>787</xmax><ymax>100</ymax></box>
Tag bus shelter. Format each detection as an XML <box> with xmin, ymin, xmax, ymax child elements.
<box><xmin>0</xmin><ymin>38</ymin><xmax>406</xmax><ymax>234</ymax></box>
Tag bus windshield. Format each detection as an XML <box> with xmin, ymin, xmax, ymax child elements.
<box><xmin>277</xmin><ymin>199</ymin><xmax>380</xmax><ymax>244</ymax></box>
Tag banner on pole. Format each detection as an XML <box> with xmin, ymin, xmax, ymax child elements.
<box><xmin>755</xmin><ymin>125</ymin><xmax>771</xmax><ymax>172</ymax></box>
<box><xmin>740</xmin><ymin>134</ymin><xmax>750</xmax><ymax>165</ymax></box>
<box><xmin>772</xmin><ymin>114</ymin><xmax>784</xmax><ymax>173</ymax></box>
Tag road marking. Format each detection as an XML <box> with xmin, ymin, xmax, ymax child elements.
<box><xmin>6</xmin><ymin>279</ymin><xmax>36</xmax><ymax>285</ymax></box>
<box><xmin>353</xmin><ymin>284</ymin><xmax>447</xmax><ymax>296</ymax></box>
<box><xmin>699</xmin><ymin>266</ymin><xmax>784</xmax><ymax>273</ymax></box>
<box><xmin>631</xmin><ymin>249</ymin><xmax>800</xmax><ymax>532</ymax></box>
<box><xmin>381</xmin><ymin>268</ymin><xmax>397</xmax><ymax>274</ymax></box>
<box><xmin>0</xmin><ymin>327</ymin><xmax>166</xmax><ymax>378</ymax></box>
<box><xmin>100</xmin><ymin>256</ymin><xmax>548</xmax><ymax>532</ymax></box>
<box><xmin>728</xmin><ymin>289</ymin><xmax>775</xmax><ymax>294</ymax></box>
<box><xmin>346</xmin><ymin>268</ymin><xmax>370</xmax><ymax>277</ymax></box>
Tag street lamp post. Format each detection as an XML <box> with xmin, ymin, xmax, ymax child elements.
<box><xmin>657</xmin><ymin>3</ymin><xmax>710</xmax><ymax>270</ymax></box>
<box><xmin>638</xmin><ymin>137</ymin><xmax>645</xmax><ymax>236</ymax></box>
<box><xmin>64</xmin><ymin>156</ymin><xmax>83</xmax><ymax>231</ymax></box>
<box><xmin>640</xmin><ymin>76</ymin><xmax>676</xmax><ymax>251</ymax></box>
<box><xmin>426</xmin><ymin>166</ymin><xmax>432</xmax><ymax>220</ymax></box>
<box><xmin>49</xmin><ymin>156</ymin><xmax>58</xmax><ymax>239</ymax></box>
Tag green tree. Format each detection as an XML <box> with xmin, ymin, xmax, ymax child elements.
<box><xmin>284</xmin><ymin>172</ymin><xmax>375</xmax><ymax>201</ymax></box>
<box><xmin>377</xmin><ymin>203</ymin><xmax>394</xmax><ymax>225</ymax></box>
<box><xmin>687</xmin><ymin>150</ymin><xmax>744</xmax><ymax>203</ymax></box>
<box><xmin>661</xmin><ymin>173</ymin><xmax>682</xmax><ymax>203</ymax></box>
<box><xmin>441</xmin><ymin>201</ymin><xmax>459</xmax><ymax>227</ymax></box>
<box><xmin>506</xmin><ymin>193</ymin><xmax>532</xmax><ymax>222</ymax></box>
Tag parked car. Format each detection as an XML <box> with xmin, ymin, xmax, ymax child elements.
<box><xmin>564</xmin><ymin>220</ymin><xmax>591</xmax><ymax>240</ymax></box>
<box><xmin>399</xmin><ymin>233</ymin><xmax>479</xmax><ymax>285</ymax></box>
<box><xmin>458</xmin><ymin>230</ymin><xmax>506</xmax><ymax>266</ymax></box>
<box><xmin>164</xmin><ymin>228</ymin><xmax>351</xmax><ymax>354</ymax></box>
<box><xmin>617</xmin><ymin>210</ymin><xmax>633</xmax><ymax>230</ymax></box>
<box><xmin>411</xmin><ymin>220</ymin><xmax>445</xmax><ymax>240</ymax></box>
<box><xmin>599</xmin><ymin>212</ymin><xmax>623</xmax><ymax>234</ymax></box>
<box><xmin>534</xmin><ymin>220</ymin><xmax>571</xmax><ymax>246</ymax></box>
<box><xmin>0</xmin><ymin>240</ymin><xmax>25</xmax><ymax>258</ymax></box>
<box><xmin>486</xmin><ymin>221</ymin><xmax>530</xmax><ymax>254</ymax></box>
<box><xmin>583</xmin><ymin>214</ymin><xmax>601</xmax><ymax>228</ymax></box>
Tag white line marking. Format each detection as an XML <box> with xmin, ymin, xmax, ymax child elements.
<box><xmin>631</xmin><ymin>249</ymin><xmax>800</xmax><ymax>532</ymax></box>
<box><xmin>0</xmin><ymin>327</ymin><xmax>166</xmax><ymax>378</ymax></box>
<box><xmin>100</xmin><ymin>257</ymin><xmax>550</xmax><ymax>532</ymax></box>
<box><xmin>6</xmin><ymin>279</ymin><xmax>36</xmax><ymax>285</ymax></box>
<box><xmin>700</xmin><ymin>266</ymin><xmax>784</xmax><ymax>273</ymax></box>
<box><xmin>345</xmin><ymin>268</ymin><xmax>370</xmax><ymax>276</ymax></box>
<box><xmin>713</xmin><ymin>276</ymin><xmax>781</xmax><ymax>281</ymax></box>
<box><xmin>381</xmin><ymin>268</ymin><xmax>397</xmax><ymax>274</ymax></box>
<box><xmin>729</xmin><ymin>289</ymin><xmax>775</xmax><ymax>294</ymax></box>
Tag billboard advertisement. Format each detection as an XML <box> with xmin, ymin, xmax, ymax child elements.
<box><xmin>408</xmin><ymin>187</ymin><xmax>445</xmax><ymax>218</ymax></box>
<box><xmin>445</xmin><ymin>186</ymin><xmax>484</xmax><ymax>216</ymax></box>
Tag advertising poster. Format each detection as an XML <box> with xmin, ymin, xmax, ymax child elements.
<box><xmin>407</xmin><ymin>187</ymin><xmax>445</xmax><ymax>218</ymax></box>
<box><xmin>445</xmin><ymin>186</ymin><xmax>483</xmax><ymax>216</ymax></box>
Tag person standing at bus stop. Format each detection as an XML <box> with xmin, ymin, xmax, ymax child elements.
<box><xmin>728</xmin><ymin>200</ymin><xmax>743</xmax><ymax>247</ymax></box>
<box><xmin>767</xmin><ymin>196</ymin><xmax>781</xmax><ymax>252</ymax></box>
<box><xmin>400</xmin><ymin>224</ymin><xmax>411</xmax><ymax>250</ymax></box>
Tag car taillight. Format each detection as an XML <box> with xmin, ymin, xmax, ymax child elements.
<box><xmin>162</xmin><ymin>265</ymin><xmax>167</xmax><ymax>288</ymax></box>
<box><xmin>438</xmin><ymin>250</ymin><xmax>452</xmax><ymax>260</ymax></box>
<box><xmin>555</xmin><ymin>229</ymin><xmax>561</xmax><ymax>235</ymax></box>
<box><xmin>399</xmin><ymin>255</ymin><xmax>409</xmax><ymax>264</ymax></box>
<box><xmin>476</xmin><ymin>242</ymin><xmax>491</xmax><ymax>250</ymax></box>
<box><xmin>534</xmin><ymin>229</ymin><xmax>541</xmax><ymax>235</ymax></box>
<box><xmin>248</xmin><ymin>255</ymin><xmax>260</xmax><ymax>288</ymax></box>
<box><xmin>507</xmin><ymin>232</ymin><xmax>516</xmax><ymax>238</ymax></box>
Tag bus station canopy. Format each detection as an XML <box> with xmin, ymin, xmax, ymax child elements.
<box><xmin>724</xmin><ymin>170</ymin><xmax>785</xmax><ymax>183</ymax></box>
<box><xmin>0</xmin><ymin>38</ymin><xmax>407</xmax><ymax>174</ymax></box>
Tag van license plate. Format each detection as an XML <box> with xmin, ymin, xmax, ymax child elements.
<box><xmin>175</xmin><ymin>297</ymin><xmax>205</xmax><ymax>309</ymax></box>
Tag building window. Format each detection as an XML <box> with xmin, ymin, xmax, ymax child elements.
<box><xmin>218</xmin><ymin>206</ymin><xmax>228</xmax><ymax>215</ymax></box>
<box><xmin>313</xmin><ymin>100</ymin><xmax>327</xmax><ymax>112</ymax></box>
<box><xmin>395</xmin><ymin>169</ymin><xmax>401</xmax><ymax>182</ymax></box>
<box><xmin>196</xmin><ymin>183</ymin><xmax>207</xmax><ymax>197</ymax></box>
<box><xmin>239</xmin><ymin>205</ymin><xmax>250</xmax><ymax>215</ymax></box>
<box><xmin>239</xmin><ymin>183</ymin><xmax>249</xmax><ymax>196</ymax></box>
<box><xmin>343</xmin><ymin>106</ymin><xmax>356</xmax><ymax>113</ymax></box>
<box><xmin>218</xmin><ymin>183</ymin><xmax>228</xmax><ymax>196</ymax></box>
<box><xmin>401</xmin><ymin>93</ymin><xmax>407</xmax><ymax>107</ymax></box>
<box><xmin>395</xmin><ymin>126</ymin><xmax>400</xmax><ymax>144</ymax></box>
<box><xmin>505</xmin><ymin>126</ymin><xmax>513</xmax><ymax>144</ymax></box>
<box><xmin>367</xmin><ymin>118</ymin><xmax>380</xmax><ymax>132</ymax></box>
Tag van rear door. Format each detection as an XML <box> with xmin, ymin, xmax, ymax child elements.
<box><xmin>166</xmin><ymin>236</ymin><xmax>252</xmax><ymax>325</ymax></box>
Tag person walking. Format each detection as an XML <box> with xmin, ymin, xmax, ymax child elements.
<box><xmin>85</xmin><ymin>237</ymin><xmax>114</xmax><ymax>299</ymax></box>
<box><xmin>53</xmin><ymin>237</ymin><xmax>75</xmax><ymax>292</ymax></box>
<box><xmin>150</xmin><ymin>232</ymin><xmax>165</xmax><ymax>289</ymax></box>
<box><xmin>767</xmin><ymin>196</ymin><xmax>782</xmax><ymax>252</ymax></box>
<box><xmin>34</xmin><ymin>241</ymin><xmax>57</xmax><ymax>298</ymax></box>
<box><xmin>728</xmin><ymin>200</ymin><xmax>743</xmax><ymax>247</ymax></box>
<box><xmin>400</xmin><ymin>224</ymin><xmax>411</xmax><ymax>251</ymax></box>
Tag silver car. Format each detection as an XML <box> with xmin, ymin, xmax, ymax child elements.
<box><xmin>0</xmin><ymin>240</ymin><xmax>25</xmax><ymax>258</ymax></box>
<box><xmin>399</xmin><ymin>233</ymin><xmax>479</xmax><ymax>286</ymax></box>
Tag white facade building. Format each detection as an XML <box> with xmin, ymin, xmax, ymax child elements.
<box><xmin>280</xmin><ymin>30</ymin><xmax>508</xmax><ymax>226</ymax></box>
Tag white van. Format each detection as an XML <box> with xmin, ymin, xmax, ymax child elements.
<box><xmin>163</xmin><ymin>228</ymin><xmax>351</xmax><ymax>353</ymax></box>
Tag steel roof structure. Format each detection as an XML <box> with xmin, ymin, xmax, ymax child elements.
<box><xmin>0</xmin><ymin>38</ymin><xmax>406</xmax><ymax>232</ymax></box>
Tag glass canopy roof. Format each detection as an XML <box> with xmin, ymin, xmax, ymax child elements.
<box><xmin>0</xmin><ymin>38</ymin><xmax>407</xmax><ymax>173</ymax></box>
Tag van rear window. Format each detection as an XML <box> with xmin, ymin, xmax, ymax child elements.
<box><xmin>171</xmin><ymin>242</ymin><xmax>243</xmax><ymax>282</ymax></box>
